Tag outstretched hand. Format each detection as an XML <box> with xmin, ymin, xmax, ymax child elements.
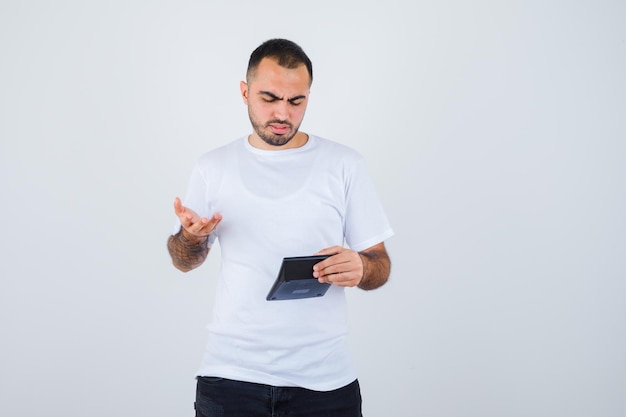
<box><xmin>312</xmin><ymin>246</ymin><xmax>364</xmax><ymax>288</ymax></box>
<box><xmin>174</xmin><ymin>197</ymin><xmax>222</xmax><ymax>239</ymax></box>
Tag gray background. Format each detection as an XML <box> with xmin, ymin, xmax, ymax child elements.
<box><xmin>1</xmin><ymin>1</ymin><xmax>625</xmax><ymax>416</ymax></box>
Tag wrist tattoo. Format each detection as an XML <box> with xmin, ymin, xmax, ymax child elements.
<box><xmin>179</xmin><ymin>231</ymin><xmax>208</xmax><ymax>251</ymax></box>
<box><xmin>167</xmin><ymin>228</ymin><xmax>210</xmax><ymax>271</ymax></box>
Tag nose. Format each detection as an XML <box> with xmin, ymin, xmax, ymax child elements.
<box><xmin>273</xmin><ymin>100</ymin><xmax>290</xmax><ymax>121</ymax></box>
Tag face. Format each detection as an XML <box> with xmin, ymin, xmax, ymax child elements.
<box><xmin>240</xmin><ymin>57</ymin><xmax>311</xmax><ymax>149</ymax></box>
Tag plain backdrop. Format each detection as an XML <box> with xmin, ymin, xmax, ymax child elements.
<box><xmin>1</xmin><ymin>1</ymin><xmax>625</xmax><ymax>416</ymax></box>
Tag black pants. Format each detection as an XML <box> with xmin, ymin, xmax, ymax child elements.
<box><xmin>195</xmin><ymin>377</ymin><xmax>363</xmax><ymax>417</ymax></box>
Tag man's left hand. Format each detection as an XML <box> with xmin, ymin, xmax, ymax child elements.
<box><xmin>312</xmin><ymin>246</ymin><xmax>363</xmax><ymax>287</ymax></box>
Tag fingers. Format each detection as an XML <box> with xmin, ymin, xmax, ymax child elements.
<box><xmin>184</xmin><ymin>213</ymin><xmax>222</xmax><ymax>238</ymax></box>
<box><xmin>314</xmin><ymin>246</ymin><xmax>343</xmax><ymax>256</ymax></box>
<box><xmin>194</xmin><ymin>213</ymin><xmax>222</xmax><ymax>236</ymax></box>
<box><xmin>188</xmin><ymin>217</ymin><xmax>209</xmax><ymax>234</ymax></box>
<box><xmin>174</xmin><ymin>197</ymin><xmax>184</xmax><ymax>215</ymax></box>
<box><xmin>313</xmin><ymin>248</ymin><xmax>363</xmax><ymax>287</ymax></box>
<box><xmin>174</xmin><ymin>197</ymin><xmax>196</xmax><ymax>223</ymax></box>
<box><xmin>174</xmin><ymin>197</ymin><xmax>222</xmax><ymax>238</ymax></box>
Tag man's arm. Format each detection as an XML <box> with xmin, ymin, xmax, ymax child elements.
<box><xmin>357</xmin><ymin>242</ymin><xmax>391</xmax><ymax>290</ymax></box>
<box><xmin>168</xmin><ymin>197</ymin><xmax>222</xmax><ymax>273</ymax></box>
<box><xmin>313</xmin><ymin>242</ymin><xmax>391</xmax><ymax>290</ymax></box>
<box><xmin>167</xmin><ymin>229</ymin><xmax>210</xmax><ymax>272</ymax></box>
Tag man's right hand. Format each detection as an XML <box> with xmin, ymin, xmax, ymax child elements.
<box><xmin>174</xmin><ymin>197</ymin><xmax>222</xmax><ymax>241</ymax></box>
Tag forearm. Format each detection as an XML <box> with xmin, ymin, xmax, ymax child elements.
<box><xmin>358</xmin><ymin>246</ymin><xmax>391</xmax><ymax>290</ymax></box>
<box><xmin>167</xmin><ymin>228</ymin><xmax>210</xmax><ymax>272</ymax></box>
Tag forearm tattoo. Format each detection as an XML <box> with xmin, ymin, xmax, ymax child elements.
<box><xmin>167</xmin><ymin>228</ymin><xmax>210</xmax><ymax>272</ymax></box>
<box><xmin>358</xmin><ymin>248</ymin><xmax>391</xmax><ymax>291</ymax></box>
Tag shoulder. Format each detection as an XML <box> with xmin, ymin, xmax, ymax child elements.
<box><xmin>196</xmin><ymin>138</ymin><xmax>243</xmax><ymax>167</ymax></box>
<box><xmin>310</xmin><ymin>135</ymin><xmax>364</xmax><ymax>165</ymax></box>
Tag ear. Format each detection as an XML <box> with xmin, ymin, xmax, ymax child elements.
<box><xmin>240</xmin><ymin>81</ymin><xmax>249</xmax><ymax>104</ymax></box>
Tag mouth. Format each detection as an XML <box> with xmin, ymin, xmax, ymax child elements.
<box><xmin>268</xmin><ymin>123</ymin><xmax>291</xmax><ymax>135</ymax></box>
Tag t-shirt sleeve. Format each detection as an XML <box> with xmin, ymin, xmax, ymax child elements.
<box><xmin>343</xmin><ymin>157</ymin><xmax>394</xmax><ymax>252</ymax></box>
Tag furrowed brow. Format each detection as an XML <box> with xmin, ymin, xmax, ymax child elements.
<box><xmin>258</xmin><ymin>91</ymin><xmax>306</xmax><ymax>102</ymax></box>
<box><xmin>259</xmin><ymin>91</ymin><xmax>282</xmax><ymax>100</ymax></box>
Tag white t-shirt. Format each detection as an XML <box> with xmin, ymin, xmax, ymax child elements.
<box><xmin>178</xmin><ymin>135</ymin><xmax>394</xmax><ymax>391</ymax></box>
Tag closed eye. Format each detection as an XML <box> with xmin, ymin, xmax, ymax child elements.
<box><xmin>259</xmin><ymin>91</ymin><xmax>281</xmax><ymax>102</ymax></box>
<box><xmin>288</xmin><ymin>95</ymin><xmax>306</xmax><ymax>106</ymax></box>
<box><xmin>259</xmin><ymin>91</ymin><xmax>307</xmax><ymax>105</ymax></box>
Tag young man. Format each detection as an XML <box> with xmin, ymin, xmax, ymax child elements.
<box><xmin>168</xmin><ymin>38</ymin><xmax>393</xmax><ymax>417</ymax></box>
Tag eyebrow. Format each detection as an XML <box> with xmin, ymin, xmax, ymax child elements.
<box><xmin>259</xmin><ymin>90</ymin><xmax>307</xmax><ymax>103</ymax></box>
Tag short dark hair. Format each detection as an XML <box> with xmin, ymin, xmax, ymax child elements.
<box><xmin>247</xmin><ymin>38</ymin><xmax>313</xmax><ymax>85</ymax></box>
